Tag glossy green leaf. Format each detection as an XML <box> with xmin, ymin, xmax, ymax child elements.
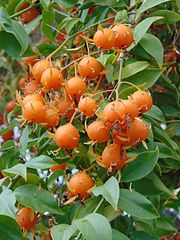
<box><xmin>20</xmin><ymin>126</ymin><xmax>29</xmax><ymax>157</ymax></box>
<box><xmin>115</xmin><ymin>10</ymin><xmax>128</xmax><ymax>23</ymax></box>
<box><xmin>40</xmin><ymin>0</ymin><xmax>50</xmax><ymax>8</ymax></box>
<box><xmin>91</xmin><ymin>0</ymin><xmax>117</xmax><ymax>6</ymax></box>
<box><xmin>25</xmin><ymin>15</ymin><xmax>42</xmax><ymax>34</ymax></box>
<box><xmin>75</xmin><ymin>213</ymin><xmax>112</xmax><ymax>240</ymax></box>
<box><xmin>128</xmin><ymin>17</ymin><xmax>163</xmax><ymax>51</ymax></box>
<box><xmin>136</xmin><ymin>0</ymin><xmax>170</xmax><ymax>18</ymax></box>
<box><xmin>144</xmin><ymin>105</ymin><xmax>165</xmax><ymax>123</ymax></box>
<box><xmin>113</xmin><ymin>61</ymin><xmax>149</xmax><ymax>81</ymax></box>
<box><xmin>156</xmin><ymin>142</ymin><xmax>175</xmax><ymax>159</ymax></box>
<box><xmin>15</xmin><ymin>184</ymin><xmax>63</xmax><ymax>215</ymax></box>
<box><xmin>150</xmin><ymin>10</ymin><xmax>180</xmax><ymax>24</ymax></box>
<box><xmin>42</xmin><ymin>7</ymin><xmax>55</xmax><ymax>40</ymax></box>
<box><xmin>118</xmin><ymin>189</ymin><xmax>159</xmax><ymax>219</ymax></box>
<box><xmin>53</xmin><ymin>0</ymin><xmax>78</xmax><ymax>8</ymax></box>
<box><xmin>132</xmin><ymin>231</ymin><xmax>158</xmax><ymax>240</ymax></box>
<box><xmin>140</xmin><ymin>33</ymin><xmax>164</xmax><ymax>66</ymax></box>
<box><xmin>154</xmin><ymin>126</ymin><xmax>179</xmax><ymax>151</ymax></box>
<box><xmin>157</xmin><ymin>217</ymin><xmax>176</xmax><ymax>237</ymax></box>
<box><xmin>3</xmin><ymin>164</ymin><xmax>27</xmax><ymax>181</ymax></box>
<box><xmin>93</xmin><ymin>176</ymin><xmax>119</xmax><ymax>210</ymax></box>
<box><xmin>122</xmin><ymin>147</ymin><xmax>159</xmax><ymax>182</ymax></box>
<box><xmin>26</xmin><ymin>155</ymin><xmax>57</xmax><ymax>169</ymax></box>
<box><xmin>0</xmin><ymin>31</ymin><xmax>21</xmax><ymax>57</ymax></box>
<box><xmin>112</xmin><ymin>229</ymin><xmax>130</xmax><ymax>240</ymax></box>
<box><xmin>51</xmin><ymin>224</ymin><xmax>77</xmax><ymax>240</ymax></box>
<box><xmin>0</xmin><ymin>189</ymin><xmax>16</xmax><ymax>219</ymax></box>
<box><xmin>0</xmin><ymin>140</ymin><xmax>14</xmax><ymax>151</ymax></box>
<box><xmin>65</xmin><ymin>18</ymin><xmax>80</xmax><ymax>35</ymax></box>
<box><xmin>74</xmin><ymin>196</ymin><xmax>102</xmax><ymax>220</ymax></box>
<box><xmin>0</xmin><ymin>215</ymin><xmax>27</xmax><ymax>240</ymax></box>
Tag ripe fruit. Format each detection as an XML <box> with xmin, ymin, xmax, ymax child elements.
<box><xmin>78</xmin><ymin>96</ymin><xmax>98</xmax><ymax>117</ymax></box>
<box><xmin>126</xmin><ymin>118</ymin><xmax>150</xmax><ymax>145</ymax></box>
<box><xmin>113</xmin><ymin>130</ymin><xmax>130</xmax><ymax>146</ymax></box>
<box><xmin>112</xmin><ymin>24</ymin><xmax>134</xmax><ymax>49</ymax></box>
<box><xmin>100</xmin><ymin>144</ymin><xmax>127</xmax><ymax>170</ymax></box>
<box><xmin>55</xmin><ymin>123</ymin><xmax>80</xmax><ymax>150</ymax></box>
<box><xmin>16</xmin><ymin>207</ymin><xmax>38</xmax><ymax>230</ymax></box>
<box><xmin>0</xmin><ymin>171</ymin><xmax>4</xmax><ymax>179</ymax></box>
<box><xmin>2</xmin><ymin>129</ymin><xmax>14</xmax><ymax>142</ymax></box>
<box><xmin>57</xmin><ymin>97</ymin><xmax>75</xmax><ymax>118</ymax></box>
<box><xmin>20</xmin><ymin>3</ymin><xmax>39</xmax><ymax>24</ymax></box>
<box><xmin>23</xmin><ymin>56</ymin><xmax>37</xmax><ymax>68</ymax></box>
<box><xmin>22</xmin><ymin>100</ymin><xmax>46</xmax><ymax>123</ymax></box>
<box><xmin>122</xmin><ymin>100</ymin><xmax>139</xmax><ymax>121</ymax></box>
<box><xmin>41</xmin><ymin>67</ymin><xmax>63</xmax><ymax>90</ymax></box>
<box><xmin>32</xmin><ymin>60</ymin><xmax>50</xmax><ymax>83</ymax></box>
<box><xmin>50</xmin><ymin>163</ymin><xmax>66</xmax><ymax>172</ymax></box>
<box><xmin>73</xmin><ymin>34</ymin><xmax>82</xmax><ymax>45</ymax></box>
<box><xmin>0</xmin><ymin>114</ymin><xmax>3</xmax><ymax>125</ymax></box>
<box><xmin>55</xmin><ymin>30</ymin><xmax>66</xmax><ymax>42</ymax></box>
<box><xmin>93</xmin><ymin>28</ymin><xmax>116</xmax><ymax>50</ymax></box>
<box><xmin>18</xmin><ymin>74</ymin><xmax>29</xmax><ymax>89</ymax></box>
<box><xmin>102</xmin><ymin>101</ymin><xmax>127</xmax><ymax>128</ymax></box>
<box><xmin>78</xmin><ymin>56</ymin><xmax>102</xmax><ymax>80</ymax></box>
<box><xmin>68</xmin><ymin>172</ymin><xmax>94</xmax><ymax>199</ymax></box>
<box><xmin>23</xmin><ymin>80</ymin><xmax>39</xmax><ymax>96</ymax></box>
<box><xmin>22</xmin><ymin>94</ymin><xmax>44</xmax><ymax>106</ymax></box>
<box><xmin>5</xmin><ymin>101</ymin><xmax>16</xmax><ymax>113</ymax></box>
<box><xmin>65</xmin><ymin>77</ymin><xmax>86</xmax><ymax>99</ymax></box>
<box><xmin>44</xmin><ymin>107</ymin><xmax>60</xmax><ymax>128</ymax></box>
<box><xmin>131</xmin><ymin>90</ymin><xmax>152</xmax><ymax>113</ymax></box>
<box><xmin>87</xmin><ymin>121</ymin><xmax>110</xmax><ymax>143</ymax></box>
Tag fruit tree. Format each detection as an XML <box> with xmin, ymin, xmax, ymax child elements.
<box><xmin>0</xmin><ymin>0</ymin><xmax>179</xmax><ymax>239</ymax></box>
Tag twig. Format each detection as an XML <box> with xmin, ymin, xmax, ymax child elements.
<box><xmin>10</xmin><ymin>3</ymin><xmax>41</xmax><ymax>18</ymax></box>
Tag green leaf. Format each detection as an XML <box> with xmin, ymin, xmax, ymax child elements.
<box><xmin>74</xmin><ymin>196</ymin><xmax>102</xmax><ymax>220</ymax></box>
<box><xmin>136</xmin><ymin>0</ymin><xmax>170</xmax><ymax>18</ymax></box>
<box><xmin>115</xmin><ymin>10</ymin><xmax>128</xmax><ymax>23</ymax></box>
<box><xmin>53</xmin><ymin>0</ymin><xmax>78</xmax><ymax>8</ymax></box>
<box><xmin>75</xmin><ymin>213</ymin><xmax>112</xmax><ymax>240</ymax></box>
<box><xmin>0</xmin><ymin>31</ymin><xmax>21</xmax><ymax>57</ymax></box>
<box><xmin>122</xmin><ymin>61</ymin><xmax>149</xmax><ymax>79</ymax></box>
<box><xmin>118</xmin><ymin>189</ymin><xmax>159</xmax><ymax>219</ymax></box>
<box><xmin>176</xmin><ymin>0</ymin><xmax>180</xmax><ymax>10</ymax></box>
<box><xmin>0</xmin><ymin>215</ymin><xmax>27</xmax><ymax>240</ymax></box>
<box><xmin>122</xmin><ymin>147</ymin><xmax>159</xmax><ymax>182</ymax></box>
<box><xmin>112</xmin><ymin>229</ymin><xmax>130</xmax><ymax>240</ymax></box>
<box><xmin>146</xmin><ymin>173</ymin><xmax>176</xmax><ymax>198</ymax></box>
<box><xmin>65</xmin><ymin>18</ymin><xmax>80</xmax><ymax>35</ymax></box>
<box><xmin>26</xmin><ymin>155</ymin><xmax>57</xmax><ymax>169</ymax></box>
<box><xmin>128</xmin><ymin>17</ymin><xmax>163</xmax><ymax>51</ymax></box>
<box><xmin>15</xmin><ymin>184</ymin><xmax>63</xmax><ymax>215</ymax></box>
<box><xmin>51</xmin><ymin>224</ymin><xmax>77</xmax><ymax>240</ymax></box>
<box><xmin>91</xmin><ymin>0</ymin><xmax>117</xmax><ymax>6</ymax></box>
<box><xmin>113</xmin><ymin>61</ymin><xmax>149</xmax><ymax>81</ymax></box>
<box><xmin>0</xmin><ymin>140</ymin><xmax>14</xmax><ymax>151</ymax></box>
<box><xmin>0</xmin><ymin>7</ymin><xmax>11</xmax><ymax>24</ymax></box>
<box><xmin>134</xmin><ymin>218</ymin><xmax>157</xmax><ymax>236</ymax></box>
<box><xmin>40</xmin><ymin>0</ymin><xmax>50</xmax><ymax>8</ymax></box>
<box><xmin>154</xmin><ymin>126</ymin><xmax>179</xmax><ymax>151</ymax></box>
<box><xmin>150</xmin><ymin>10</ymin><xmax>180</xmax><ymax>24</ymax></box>
<box><xmin>157</xmin><ymin>217</ymin><xmax>176</xmax><ymax>237</ymax></box>
<box><xmin>20</xmin><ymin>126</ymin><xmax>29</xmax><ymax>157</ymax></box>
<box><xmin>93</xmin><ymin>176</ymin><xmax>119</xmax><ymax>210</ymax></box>
<box><xmin>3</xmin><ymin>164</ymin><xmax>27</xmax><ymax>181</ymax></box>
<box><xmin>140</xmin><ymin>33</ymin><xmax>164</xmax><ymax>66</ymax></box>
<box><xmin>106</xmin><ymin>64</ymin><xmax>114</xmax><ymax>82</ymax></box>
<box><xmin>132</xmin><ymin>231</ymin><xmax>158</xmax><ymax>240</ymax></box>
<box><xmin>25</xmin><ymin>15</ymin><xmax>42</xmax><ymax>34</ymax></box>
<box><xmin>144</xmin><ymin>105</ymin><xmax>165</xmax><ymax>123</ymax></box>
<box><xmin>42</xmin><ymin>7</ymin><xmax>55</xmax><ymax>41</ymax></box>
<box><xmin>0</xmin><ymin>189</ymin><xmax>16</xmax><ymax>219</ymax></box>
<box><xmin>156</xmin><ymin>142</ymin><xmax>175</xmax><ymax>159</ymax></box>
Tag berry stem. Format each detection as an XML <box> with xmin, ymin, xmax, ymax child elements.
<box><xmin>93</xmin><ymin>197</ymin><xmax>104</xmax><ymax>213</ymax></box>
<box><xmin>46</xmin><ymin>16</ymin><xmax>115</xmax><ymax>59</ymax></box>
<box><xmin>10</xmin><ymin>3</ymin><xmax>41</xmax><ymax>18</ymax></box>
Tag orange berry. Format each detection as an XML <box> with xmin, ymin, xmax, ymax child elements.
<box><xmin>87</xmin><ymin>121</ymin><xmax>110</xmax><ymax>143</ymax></box>
<box><xmin>65</xmin><ymin>77</ymin><xmax>86</xmax><ymax>99</ymax></box>
<box><xmin>32</xmin><ymin>60</ymin><xmax>50</xmax><ymax>83</ymax></box>
<box><xmin>41</xmin><ymin>67</ymin><xmax>63</xmax><ymax>90</ymax></box>
<box><xmin>17</xmin><ymin>207</ymin><xmax>38</xmax><ymax>230</ymax></box>
<box><xmin>78</xmin><ymin>97</ymin><xmax>98</xmax><ymax>117</ymax></box>
<box><xmin>68</xmin><ymin>172</ymin><xmax>94</xmax><ymax>199</ymax></box>
<box><xmin>93</xmin><ymin>28</ymin><xmax>116</xmax><ymax>50</ymax></box>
